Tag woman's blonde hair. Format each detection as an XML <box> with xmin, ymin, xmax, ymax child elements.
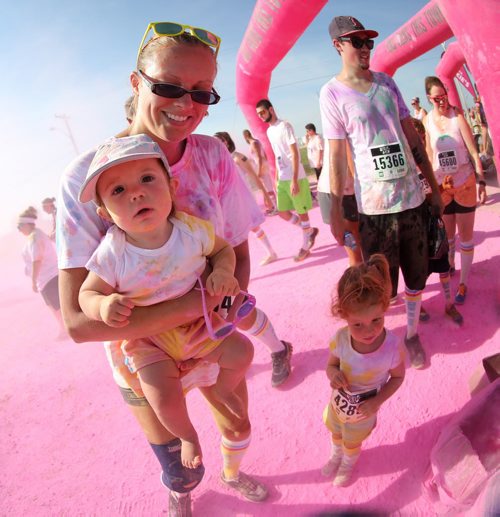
<box><xmin>332</xmin><ymin>254</ymin><xmax>392</xmax><ymax>318</ymax></box>
<box><xmin>137</xmin><ymin>33</ymin><xmax>217</xmax><ymax>72</ymax></box>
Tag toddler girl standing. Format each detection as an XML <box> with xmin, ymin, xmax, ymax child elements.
<box><xmin>323</xmin><ymin>254</ymin><xmax>405</xmax><ymax>486</ymax></box>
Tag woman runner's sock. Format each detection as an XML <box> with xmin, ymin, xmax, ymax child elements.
<box><xmin>439</xmin><ymin>272</ymin><xmax>452</xmax><ymax>305</ymax></box>
<box><xmin>245</xmin><ymin>308</ymin><xmax>285</xmax><ymax>354</ymax></box>
<box><xmin>221</xmin><ymin>435</ymin><xmax>251</xmax><ymax>480</ymax></box>
<box><xmin>254</xmin><ymin>227</ymin><xmax>276</xmax><ymax>256</ymax></box>
<box><xmin>459</xmin><ymin>240</ymin><xmax>474</xmax><ymax>285</ymax></box>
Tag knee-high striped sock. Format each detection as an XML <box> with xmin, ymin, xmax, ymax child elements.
<box><xmin>405</xmin><ymin>288</ymin><xmax>422</xmax><ymax>339</ymax></box>
<box><xmin>245</xmin><ymin>308</ymin><xmax>285</xmax><ymax>353</ymax></box>
<box><xmin>330</xmin><ymin>435</ymin><xmax>343</xmax><ymax>459</ymax></box>
<box><xmin>254</xmin><ymin>227</ymin><xmax>275</xmax><ymax>256</ymax></box>
<box><xmin>439</xmin><ymin>273</ymin><xmax>452</xmax><ymax>305</ymax></box>
<box><xmin>448</xmin><ymin>236</ymin><xmax>456</xmax><ymax>268</ymax></box>
<box><xmin>288</xmin><ymin>213</ymin><xmax>300</xmax><ymax>226</ymax></box>
<box><xmin>300</xmin><ymin>220</ymin><xmax>311</xmax><ymax>249</ymax></box>
<box><xmin>342</xmin><ymin>444</ymin><xmax>361</xmax><ymax>462</ymax></box>
<box><xmin>221</xmin><ymin>435</ymin><xmax>251</xmax><ymax>480</ymax></box>
<box><xmin>459</xmin><ymin>240</ymin><xmax>474</xmax><ymax>285</ymax></box>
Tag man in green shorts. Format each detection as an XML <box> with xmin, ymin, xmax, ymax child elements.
<box><xmin>256</xmin><ymin>99</ymin><xmax>319</xmax><ymax>261</ymax></box>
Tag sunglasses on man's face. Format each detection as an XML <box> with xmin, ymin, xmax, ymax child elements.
<box><xmin>338</xmin><ymin>36</ymin><xmax>375</xmax><ymax>50</ymax></box>
<box><xmin>137</xmin><ymin>22</ymin><xmax>221</xmax><ymax>65</ymax></box>
<box><xmin>138</xmin><ymin>70</ymin><xmax>220</xmax><ymax>105</ymax></box>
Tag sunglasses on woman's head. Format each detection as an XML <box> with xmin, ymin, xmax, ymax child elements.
<box><xmin>138</xmin><ymin>70</ymin><xmax>221</xmax><ymax>105</ymax></box>
<box><xmin>137</xmin><ymin>21</ymin><xmax>221</xmax><ymax>65</ymax></box>
<box><xmin>338</xmin><ymin>36</ymin><xmax>375</xmax><ymax>50</ymax></box>
<box><xmin>196</xmin><ymin>276</ymin><xmax>256</xmax><ymax>341</ymax></box>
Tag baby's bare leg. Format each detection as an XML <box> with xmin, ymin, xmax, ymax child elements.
<box><xmin>207</xmin><ymin>332</ymin><xmax>254</xmax><ymax>419</ymax></box>
<box><xmin>138</xmin><ymin>358</ymin><xmax>202</xmax><ymax>469</ymax></box>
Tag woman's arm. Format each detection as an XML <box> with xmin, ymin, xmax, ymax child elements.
<box><xmin>60</xmin><ymin>266</ymin><xmax>221</xmax><ymax>343</ymax></box>
<box><xmin>32</xmin><ymin>260</ymin><xmax>41</xmax><ymax>292</ymax></box>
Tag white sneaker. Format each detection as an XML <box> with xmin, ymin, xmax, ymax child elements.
<box><xmin>259</xmin><ymin>252</ymin><xmax>277</xmax><ymax>266</ymax></box>
<box><xmin>333</xmin><ymin>457</ymin><xmax>357</xmax><ymax>487</ymax></box>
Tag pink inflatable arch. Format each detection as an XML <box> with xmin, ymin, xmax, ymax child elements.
<box><xmin>235</xmin><ymin>0</ymin><xmax>328</xmax><ymax>171</ymax></box>
<box><xmin>237</xmin><ymin>0</ymin><xmax>499</xmax><ymax>177</ymax></box>
<box><xmin>370</xmin><ymin>1</ymin><xmax>452</xmax><ymax>76</ymax></box>
<box><xmin>435</xmin><ymin>42</ymin><xmax>465</xmax><ymax>109</ymax></box>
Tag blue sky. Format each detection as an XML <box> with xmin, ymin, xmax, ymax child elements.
<box><xmin>1</xmin><ymin>0</ymin><xmax>463</xmax><ymax>235</ymax></box>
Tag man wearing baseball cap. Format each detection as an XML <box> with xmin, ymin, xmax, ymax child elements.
<box><xmin>319</xmin><ymin>16</ymin><xmax>443</xmax><ymax>370</ymax></box>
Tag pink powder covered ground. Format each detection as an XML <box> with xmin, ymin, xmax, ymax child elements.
<box><xmin>1</xmin><ymin>185</ymin><xmax>499</xmax><ymax>516</ymax></box>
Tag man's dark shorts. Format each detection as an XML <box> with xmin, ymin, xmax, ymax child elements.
<box><xmin>358</xmin><ymin>203</ymin><xmax>429</xmax><ymax>297</ymax></box>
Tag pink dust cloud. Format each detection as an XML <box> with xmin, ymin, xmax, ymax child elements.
<box><xmin>1</xmin><ymin>186</ymin><xmax>499</xmax><ymax>515</ymax></box>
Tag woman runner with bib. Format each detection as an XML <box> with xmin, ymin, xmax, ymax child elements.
<box><xmin>322</xmin><ymin>254</ymin><xmax>405</xmax><ymax>486</ymax></box>
<box><xmin>423</xmin><ymin>76</ymin><xmax>487</xmax><ymax>306</ymax></box>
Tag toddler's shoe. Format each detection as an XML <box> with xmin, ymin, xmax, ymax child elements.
<box><xmin>321</xmin><ymin>455</ymin><xmax>343</xmax><ymax>477</ymax></box>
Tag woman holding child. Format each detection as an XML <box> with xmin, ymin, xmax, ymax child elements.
<box><xmin>57</xmin><ymin>22</ymin><xmax>283</xmax><ymax>514</ymax></box>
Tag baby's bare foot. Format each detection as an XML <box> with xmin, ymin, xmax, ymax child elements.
<box><xmin>181</xmin><ymin>439</ymin><xmax>203</xmax><ymax>469</ymax></box>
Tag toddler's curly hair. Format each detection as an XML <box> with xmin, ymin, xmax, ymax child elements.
<box><xmin>332</xmin><ymin>254</ymin><xmax>392</xmax><ymax>318</ymax></box>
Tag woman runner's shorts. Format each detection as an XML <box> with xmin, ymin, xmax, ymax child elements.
<box><xmin>323</xmin><ymin>404</ymin><xmax>376</xmax><ymax>444</ymax></box>
<box><xmin>40</xmin><ymin>275</ymin><xmax>60</xmax><ymax>310</ymax></box>
<box><xmin>276</xmin><ymin>178</ymin><xmax>313</xmax><ymax>214</ymax></box>
<box><xmin>442</xmin><ymin>174</ymin><xmax>477</xmax><ymax>214</ymax></box>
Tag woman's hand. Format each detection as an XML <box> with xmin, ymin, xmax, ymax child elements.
<box><xmin>478</xmin><ymin>183</ymin><xmax>487</xmax><ymax>205</ymax></box>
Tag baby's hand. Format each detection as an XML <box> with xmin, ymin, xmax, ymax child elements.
<box><xmin>100</xmin><ymin>294</ymin><xmax>134</xmax><ymax>327</ymax></box>
<box><xmin>330</xmin><ymin>369</ymin><xmax>349</xmax><ymax>390</ymax></box>
<box><xmin>205</xmin><ymin>271</ymin><xmax>240</xmax><ymax>297</ymax></box>
<box><xmin>358</xmin><ymin>397</ymin><xmax>381</xmax><ymax>418</ymax></box>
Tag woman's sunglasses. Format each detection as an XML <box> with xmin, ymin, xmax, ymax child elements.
<box><xmin>338</xmin><ymin>36</ymin><xmax>375</xmax><ymax>50</ymax></box>
<box><xmin>137</xmin><ymin>21</ymin><xmax>221</xmax><ymax>64</ymax></box>
<box><xmin>429</xmin><ymin>95</ymin><xmax>448</xmax><ymax>103</ymax></box>
<box><xmin>138</xmin><ymin>70</ymin><xmax>220</xmax><ymax>105</ymax></box>
<box><xmin>197</xmin><ymin>277</ymin><xmax>256</xmax><ymax>340</ymax></box>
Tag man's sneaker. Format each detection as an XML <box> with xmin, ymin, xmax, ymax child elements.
<box><xmin>220</xmin><ymin>471</ymin><xmax>268</xmax><ymax>502</ymax></box>
<box><xmin>455</xmin><ymin>283</ymin><xmax>467</xmax><ymax>305</ymax></box>
<box><xmin>260</xmin><ymin>252</ymin><xmax>278</xmax><ymax>266</ymax></box>
<box><xmin>404</xmin><ymin>334</ymin><xmax>426</xmax><ymax>369</ymax></box>
<box><xmin>168</xmin><ymin>491</ymin><xmax>192</xmax><ymax>517</ymax></box>
<box><xmin>271</xmin><ymin>341</ymin><xmax>293</xmax><ymax>387</ymax></box>
<box><xmin>445</xmin><ymin>304</ymin><xmax>464</xmax><ymax>326</ymax></box>
<box><xmin>306</xmin><ymin>227</ymin><xmax>319</xmax><ymax>250</ymax></box>
<box><xmin>294</xmin><ymin>248</ymin><xmax>310</xmax><ymax>262</ymax></box>
<box><xmin>419</xmin><ymin>306</ymin><xmax>430</xmax><ymax>322</ymax></box>
<box><xmin>321</xmin><ymin>455</ymin><xmax>343</xmax><ymax>477</ymax></box>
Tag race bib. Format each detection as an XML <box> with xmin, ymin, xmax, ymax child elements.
<box><xmin>330</xmin><ymin>387</ymin><xmax>377</xmax><ymax>423</ymax></box>
<box><xmin>370</xmin><ymin>142</ymin><xmax>407</xmax><ymax>181</ymax></box>
<box><xmin>437</xmin><ymin>150</ymin><xmax>458</xmax><ymax>173</ymax></box>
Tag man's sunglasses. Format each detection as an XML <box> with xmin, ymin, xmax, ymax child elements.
<box><xmin>197</xmin><ymin>277</ymin><xmax>256</xmax><ymax>340</ymax></box>
<box><xmin>137</xmin><ymin>22</ymin><xmax>221</xmax><ymax>64</ymax></box>
<box><xmin>138</xmin><ymin>70</ymin><xmax>221</xmax><ymax>105</ymax></box>
<box><xmin>338</xmin><ymin>36</ymin><xmax>375</xmax><ymax>50</ymax></box>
